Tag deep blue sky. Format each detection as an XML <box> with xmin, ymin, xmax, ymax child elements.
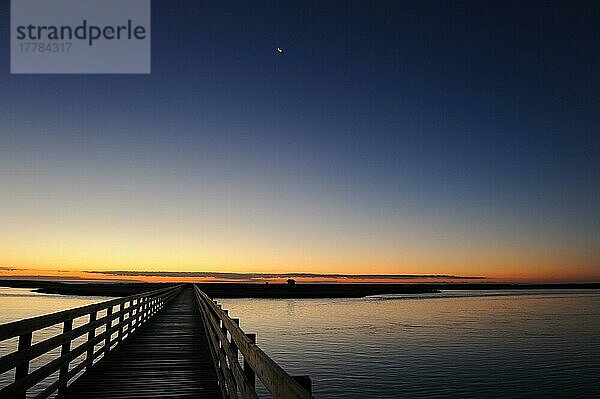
<box><xmin>1</xmin><ymin>1</ymin><xmax>599</xmax><ymax>280</ymax></box>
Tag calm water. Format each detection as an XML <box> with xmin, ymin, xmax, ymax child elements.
<box><xmin>0</xmin><ymin>287</ymin><xmax>110</xmax><ymax>325</ymax></box>
<box><xmin>0</xmin><ymin>287</ymin><xmax>112</xmax><ymax>398</ymax></box>
<box><xmin>1</xmin><ymin>288</ymin><xmax>599</xmax><ymax>398</ymax></box>
<box><xmin>218</xmin><ymin>290</ymin><xmax>600</xmax><ymax>398</ymax></box>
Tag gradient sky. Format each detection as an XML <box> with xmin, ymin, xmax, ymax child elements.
<box><xmin>1</xmin><ymin>1</ymin><xmax>599</xmax><ymax>281</ymax></box>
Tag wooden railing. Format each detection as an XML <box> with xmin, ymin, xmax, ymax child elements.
<box><xmin>0</xmin><ymin>284</ymin><xmax>182</xmax><ymax>399</ymax></box>
<box><xmin>193</xmin><ymin>285</ymin><xmax>313</xmax><ymax>399</ymax></box>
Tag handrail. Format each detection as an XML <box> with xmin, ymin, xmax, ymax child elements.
<box><xmin>193</xmin><ymin>284</ymin><xmax>313</xmax><ymax>399</ymax></box>
<box><xmin>0</xmin><ymin>284</ymin><xmax>183</xmax><ymax>399</ymax></box>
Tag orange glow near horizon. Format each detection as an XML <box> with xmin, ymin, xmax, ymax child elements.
<box><xmin>1</xmin><ymin>210</ymin><xmax>598</xmax><ymax>284</ymax></box>
<box><xmin>0</xmin><ymin>266</ymin><xmax>598</xmax><ymax>284</ymax></box>
<box><xmin>1</xmin><ymin>236</ymin><xmax>599</xmax><ymax>283</ymax></box>
<box><xmin>1</xmin><ymin>159</ymin><xmax>599</xmax><ymax>284</ymax></box>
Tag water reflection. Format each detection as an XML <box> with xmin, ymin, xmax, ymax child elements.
<box><xmin>218</xmin><ymin>290</ymin><xmax>600</xmax><ymax>398</ymax></box>
<box><xmin>1</xmin><ymin>288</ymin><xmax>599</xmax><ymax>398</ymax></box>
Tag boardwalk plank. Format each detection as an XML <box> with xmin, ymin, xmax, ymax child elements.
<box><xmin>64</xmin><ymin>288</ymin><xmax>221</xmax><ymax>399</ymax></box>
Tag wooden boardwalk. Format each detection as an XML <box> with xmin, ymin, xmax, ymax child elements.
<box><xmin>64</xmin><ymin>288</ymin><xmax>220</xmax><ymax>398</ymax></box>
<box><xmin>1</xmin><ymin>284</ymin><xmax>313</xmax><ymax>399</ymax></box>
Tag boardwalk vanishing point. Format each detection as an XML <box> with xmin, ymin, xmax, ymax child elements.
<box><xmin>0</xmin><ymin>285</ymin><xmax>313</xmax><ymax>399</ymax></box>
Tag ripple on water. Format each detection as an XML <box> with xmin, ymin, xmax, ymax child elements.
<box><xmin>218</xmin><ymin>290</ymin><xmax>600</xmax><ymax>398</ymax></box>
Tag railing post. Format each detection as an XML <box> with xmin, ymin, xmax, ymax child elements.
<box><xmin>58</xmin><ymin>319</ymin><xmax>73</xmax><ymax>396</ymax></box>
<box><xmin>86</xmin><ymin>311</ymin><xmax>97</xmax><ymax>371</ymax></box>
<box><xmin>15</xmin><ymin>331</ymin><xmax>32</xmax><ymax>399</ymax></box>
<box><xmin>293</xmin><ymin>376</ymin><xmax>313</xmax><ymax>394</ymax></box>
<box><xmin>220</xmin><ymin>309</ymin><xmax>230</xmax><ymax>389</ymax></box>
<box><xmin>139</xmin><ymin>297</ymin><xmax>144</xmax><ymax>326</ymax></box>
<box><xmin>141</xmin><ymin>297</ymin><xmax>147</xmax><ymax>324</ymax></box>
<box><xmin>118</xmin><ymin>302</ymin><xmax>125</xmax><ymax>342</ymax></box>
<box><xmin>221</xmin><ymin>309</ymin><xmax>228</xmax><ymax>343</ymax></box>
<box><xmin>231</xmin><ymin>318</ymin><xmax>240</xmax><ymax>362</ymax></box>
<box><xmin>146</xmin><ymin>297</ymin><xmax>151</xmax><ymax>320</ymax></box>
<box><xmin>145</xmin><ymin>297</ymin><xmax>149</xmax><ymax>323</ymax></box>
<box><xmin>105</xmin><ymin>305</ymin><xmax>113</xmax><ymax>355</ymax></box>
<box><xmin>137</xmin><ymin>298</ymin><xmax>143</xmax><ymax>327</ymax></box>
<box><xmin>130</xmin><ymin>299</ymin><xmax>137</xmax><ymax>333</ymax></box>
<box><xmin>133</xmin><ymin>299</ymin><xmax>138</xmax><ymax>332</ymax></box>
<box><xmin>244</xmin><ymin>333</ymin><xmax>256</xmax><ymax>388</ymax></box>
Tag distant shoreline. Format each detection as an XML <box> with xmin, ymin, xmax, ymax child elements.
<box><xmin>1</xmin><ymin>279</ymin><xmax>599</xmax><ymax>299</ymax></box>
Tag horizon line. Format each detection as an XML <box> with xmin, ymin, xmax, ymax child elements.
<box><xmin>88</xmin><ymin>270</ymin><xmax>487</xmax><ymax>280</ymax></box>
